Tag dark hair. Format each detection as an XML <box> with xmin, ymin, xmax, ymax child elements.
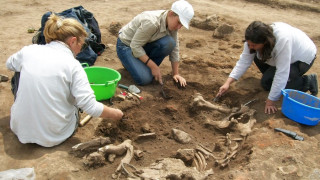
<box><xmin>245</xmin><ymin>21</ymin><xmax>275</xmax><ymax>62</ymax></box>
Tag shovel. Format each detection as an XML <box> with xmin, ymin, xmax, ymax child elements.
<box><xmin>118</xmin><ymin>84</ymin><xmax>141</xmax><ymax>94</ymax></box>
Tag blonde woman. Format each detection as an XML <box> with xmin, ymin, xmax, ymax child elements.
<box><xmin>6</xmin><ymin>14</ymin><xmax>123</xmax><ymax>147</ymax></box>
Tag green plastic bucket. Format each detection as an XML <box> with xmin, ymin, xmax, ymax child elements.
<box><xmin>83</xmin><ymin>65</ymin><xmax>121</xmax><ymax>101</ymax></box>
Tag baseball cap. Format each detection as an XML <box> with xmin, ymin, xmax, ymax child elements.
<box><xmin>171</xmin><ymin>0</ymin><xmax>194</xmax><ymax>29</ymax></box>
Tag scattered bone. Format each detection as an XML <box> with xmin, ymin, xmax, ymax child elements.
<box><xmin>193</xmin><ymin>158</ymin><xmax>200</xmax><ymax>171</ymax></box>
<box><xmin>135</xmin><ymin>133</ymin><xmax>156</xmax><ymax>142</ymax></box>
<box><xmin>198</xmin><ymin>144</ymin><xmax>213</xmax><ymax>153</ymax></box>
<box><xmin>108</xmin><ymin>154</ymin><xmax>116</xmax><ymax>163</ymax></box>
<box><xmin>235</xmin><ymin>115</ymin><xmax>256</xmax><ymax>137</ymax></box>
<box><xmin>189</xmin><ymin>93</ymin><xmax>256</xmax><ymax>168</ymax></box>
<box><xmin>191</xmin><ymin>93</ymin><xmax>238</xmax><ymax>113</ymax></box>
<box><xmin>172</xmin><ymin>128</ymin><xmax>192</xmax><ymax>144</ymax></box>
<box><xmin>138</xmin><ymin>158</ymin><xmax>214</xmax><ymax>179</ymax></box>
<box><xmin>134</xmin><ymin>150</ymin><xmax>144</xmax><ymax>160</ymax></box>
<box><xmin>194</xmin><ymin>152</ymin><xmax>205</xmax><ymax>171</ymax></box>
<box><xmin>98</xmin><ymin>139</ymin><xmax>134</xmax><ymax>177</ymax></box>
<box><xmin>230</xmin><ymin>142</ymin><xmax>239</xmax><ymax>152</ymax></box>
<box><xmin>121</xmin><ymin>163</ymin><xmax>143</xmax><ymax>178</ymax></box>
<box><xmin>196</xmin><ymin>145</ymin><xmax>213</xmax><ymax>159</ymax></box>
<box><xmin>71</xmin><ymin>137</ymin><xmax>111</xmax><ymax>157</ymax></box>
<box><xmin>198</xmin><ymin>152</ymin><xmax>207</xmax><ymax>171</ymax></box>
<box><xmin>212</xmin><ymin>134</ymin><xmax>246</xmax><ymax>168</ymax></box>
<box><xmin>205</xmin><ymin>106</ymin><xmax>256</xmax><ymax>137</ymax></box>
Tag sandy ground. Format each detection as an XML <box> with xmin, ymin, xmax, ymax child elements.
<box><xmin>0</xmin><ymin>0</ymin><xmax>320</xmax><ymax>179</ymax></box>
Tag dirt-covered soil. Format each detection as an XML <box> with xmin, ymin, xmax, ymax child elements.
<box><xmin>0</xmin><ymin>0</ymin><xmax>320</xmax><ymax>179</ymax></box>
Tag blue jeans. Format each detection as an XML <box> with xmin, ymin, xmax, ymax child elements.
<box><xmin>116</xmin><ymin>36</ymin><xmax>176</xmax><ymax>85</ymax></box>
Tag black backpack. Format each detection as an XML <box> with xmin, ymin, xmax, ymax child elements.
<box><xmin>32</xmin><ymin>6</ymin><xmax>105</xmax><ymax>66</ymax></box>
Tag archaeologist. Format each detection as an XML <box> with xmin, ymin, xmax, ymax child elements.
<box><xmin>216</xmin><ymin>21</ymin><xmax>318</xmax><ymax>114</ymax></box>
<box><xmin>6</xmin><ymin>14</ymin><xmax>123</xmax><ymax>147</ymax></box>
<box><xmin>116</xmin><ymin>0</ymin><xmax>194</xmax><ymax>87</ymax></box>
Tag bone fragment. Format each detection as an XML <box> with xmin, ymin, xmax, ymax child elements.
<box><xmin>98</xmin><ymin>139</ymin><xmax>132</xmax><ymax>156</ymax></box>
<box><xmin>236</xmin><ymin>117</ymin><xmax>256</xmax><ymax>137</ymax></box>
<box><xmin>135</xmin><ymin>133</ymin><xmax>156</xmax><ymax>142</ymax></box>
<box><xmin>194</xmin><ymin>152</ymin><xmax>204</xmax><ymax>171</ymax></box>
<box><xmin>198</xmin><ymin>144</ymin><xmax>213</xmax><ymax>153</ymax></box>
<box><xmin>191</xmin><ymin>93</ymin><xmax>233</xmax><ymax>113</ymax></box>
<box><xmin>71</xmin><ymin>137</ymin><xmax>111</xmax><ymax>157</ymax></box>
<box><xmin>116</xmin><ymin>141</ymin><xmax>134</xmax><ymax>173</ymax></box>
<box><xmin>108</xmin><ymin>154</ymin><xmax>116</xmax><ymax>162</ymax></box>
<box><xmin>98</xmin><ymin>139</ymin><xmax>134</xmax><ymax>177</ymax></box>
<box><xmin>193</xmin><ymin>158</ymin><xmax>200</xmax><ymax>171</ymax></box>
<box><xmin>196</xmin><ymin>145</ymin><xmax>213</xmax><ymax>159</ymax></box>
<box><xmin>198</xmin><ymin>152</ymin><xmax>207</xmax><ymax>170</ymax></box>
<box><xmin>230</xmin><ymin>142</ymin><xmax>239</xmax><ymax>152</ymax></box>
<box><xmin>134</xmin><ymin>150</ymin><xmax>144</xmax><ymax>159</ymax></box>
<box><xmin>205</xmin><ymin>118</ymin><xmax>232</xmax><ymax>129</ymax></box>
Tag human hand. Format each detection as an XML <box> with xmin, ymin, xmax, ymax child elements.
<box><xmin>264</xmin><ymin>99</ymin><xmax>277</xmax><ymax>114</ymax></box>
<box><xmin>101</xmin><ymin>106</ymin><xmax>123</xmax><ymax>120</ymax></box>
<box><xmin>151</xmin><ymin>66</ymin><xmax>163</xmax><ymax>84</ymax></box>
<box><xmin>173</xmin><ymin>74</ymin><xmax>187</xmax><ymax>87</ymax></box>
<box><xmin>112</xmin><ymin>108</ymin><xmax>124</xmax><ymax>120</ymax></box>
<box><xmin>217</xmin><ymin>83</ymin><xmax>230</xmax><ymax>97</ymax></box>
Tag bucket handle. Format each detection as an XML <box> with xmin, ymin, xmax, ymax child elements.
<box><xmin>281</xmin><ymin>89</ymin><xmax>289</xmax><ymax>97</ymax></box>
<box><xmin>81</xmin><ymin>63</ymin><xmax>89</xmax><ymax>68</ymax></box>
<box><xmin>105</xmin><ymin>80</ymin><xmax>118</xmax><ymax>86</ymax></box>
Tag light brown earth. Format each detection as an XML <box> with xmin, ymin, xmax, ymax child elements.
<box><xmin>0</xmin><ymin>0</ymin><xmax>320</xmax><ymax>179</ymax></box>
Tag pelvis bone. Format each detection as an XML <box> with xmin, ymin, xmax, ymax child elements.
<box><xmin>191</xmin><ymin>93</ymin><xmax>256</xmax><ymax>137</ymax></box>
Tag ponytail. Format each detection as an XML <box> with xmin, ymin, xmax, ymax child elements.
<box><xmin>43</xmin><ymin>14</ymin><xmax>87</xmax><ymax>44</ymax></box>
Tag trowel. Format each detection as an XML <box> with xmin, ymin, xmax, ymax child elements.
<box><xmin>118</xmin><ymin>84</ymin><xmax>141</xmax><ymax>94</ymax></box>
<box><xmin>118</xmin><ymin>83</ymin><xmax>143</xmax><ymax>100</ymax></box>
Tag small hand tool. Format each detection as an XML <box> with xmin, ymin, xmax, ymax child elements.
<box><xmin>213</xmin><ymin>94</ymin><xmax>221</xmax><ymax>102</ymax></box>
<box><xmin>160</xmin><ymin>82</ymin><xmax>168</xmax><ymax>99</ymax></box>
<box><xmin>243</xmin><ymin>98</ymin><xmax>258</xmax><ymax>106</ymax></box>
<box><xmin>131</xmin><ymin>92</ymin><xmax>143</xmax><ymax>100</ymax></box>
<box><xmin>80</xmin><ymin>115</ymin><xmax>92</xmax><ymax>127</ymax></box>
<box><xmin>274</xmin><ymin>128</ymin><xmax>304</xmax><ymax>141</ymax></box>
<box><xmin>118</xmin><ymin>84</ymin><xmax>141</xmax><ymax>94</ymax></box>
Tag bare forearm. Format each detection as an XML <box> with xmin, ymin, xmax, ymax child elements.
<box><xmin>171</xmin><ymin>61</ymin><xmax>179</xmax><ymax>76</ymax></box>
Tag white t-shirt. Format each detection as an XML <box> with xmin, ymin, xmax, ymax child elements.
<box><xmin>6</xmin><ymin>41</ymin><xmax>104</xmax><ymax>147</ymax></box>
<box><xmin>230</xmin><ymin>22</ymin><xmax>317</xmax><ymax>101</ymax></box>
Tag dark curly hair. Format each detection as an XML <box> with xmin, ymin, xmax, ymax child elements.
<box><xmin>245</xmin><ymin>21</ymin><xmax>275</xmax><ymax>62</ymax></box>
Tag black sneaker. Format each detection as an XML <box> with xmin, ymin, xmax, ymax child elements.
<box><xmin>308</xmin><ymin>74</ymin><xmax>318</xmax><ymax>96</ymax></box>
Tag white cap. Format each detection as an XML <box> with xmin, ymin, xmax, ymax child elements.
<box><xmin>171</xmin><ymin>0</ymin><xmax>194</xmax><ymax>29</ymax></box>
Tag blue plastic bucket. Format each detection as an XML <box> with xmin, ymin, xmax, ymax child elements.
<box><xmin>281</xmin><ymin>89</ymin><xmax>320</xmax><ymax>126</ymax></box>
